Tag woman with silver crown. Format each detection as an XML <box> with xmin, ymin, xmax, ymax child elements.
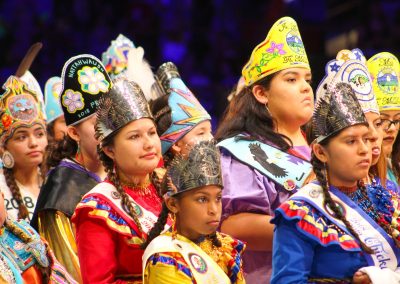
<box><xmin>0</xmin><ymin>75</ymin><xmax>48</xmax><ymax>221</ymax></box>
<box><xmin>271</xmin><ymin>82</ymin><xmax>400</xmax><ymax>284</ymax></box>
<box><xmin>31</xmin><ymin>54</ymin><xmax>111</xmax><ymax>282</ymax></box>
<box><xmin>72</xmin><ymin>78</ymin><xmax>164</xmax><ymax>283</ymax></box>
<box><xmin>318</xmin><ymin>48</ymin><xmax>398</xmax><ymax>194</ymax></box>
<box><xmin>150</xmin><ymin>62</ymin><xmax>213</xmax><ymax>165</ymax></box>
<box><xmin>142</xmin><ymin>140</ymin><xmax>245</xmax><ymax>283</ymax></box>
<box><xmin>214</xmin><ymin>16</ymin><xmax>313</xmax><ymax>282</ymax></box>
<box><xmin>367</xmin><ymin>52</ymin><xmax>400</xmax><ymax>188</ymax></box>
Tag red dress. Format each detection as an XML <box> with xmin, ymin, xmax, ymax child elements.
<box><xmin>72</xmin><ymin>180</ymin><xmax>162</xmax><ymax>284</ymax></box>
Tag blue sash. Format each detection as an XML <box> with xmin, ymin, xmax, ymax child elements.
<box><xmin>293</xmin><ymin>183</ymin><xmax>400</xmax><ymax>269</ymax></box>
<box><xmin>218</xmin><ymin>136</ymin><xmax>311</xmax><ymax>192</ymax></box>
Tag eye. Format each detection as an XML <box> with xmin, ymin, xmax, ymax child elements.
<box><xmin>216</xmin><ymin>195</ymin><xmax>222</xmax><ymax>202</ymax></box>
<box><xmin>197</xmin><ymin>196</ymin><xmax>207</xmax><ymax>203</ymax></box>
<box><xmin>129</xmin><ymin>134</ymin><xmax>140</xmax><ymax>140</ymax></box>
<box><xmin>286</xmin><ymin>78</ymin><xmax>296</xmax><ymax>83</ymax></box>
<box><xmin>15</xmin><ymin>135</ymin><xmax>26</xmax><ymax>141</ymax></box>
<box><xmin>346</xmin><ymin>139</ymin><xmax>355</xmax><ymax>145</ymax></box>
<box><xmin>306</xmin><ymin>79</ymin><xmax>313</xmax><ymax>85</ymax></box>
<box><xmin>36</xmin><ymin>131</ymin><xmax>45</xmax><ymax>138</ymax></box>
<box><xmin>374</xmin><ymin>120</ymin><xmax>383</xmax><ymax>128</ymax></box>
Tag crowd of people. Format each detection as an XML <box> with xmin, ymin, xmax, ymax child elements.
<box><xmin>1</xmin><ymin>15</ymin><xmax>400</xmax><ymax>284</ymax></box>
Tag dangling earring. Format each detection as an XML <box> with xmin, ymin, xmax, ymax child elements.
<box><xmin>2</xmin><ymin>150</ymin><xmax>14</xmax><ymax>169</ymax></box>
<box><xmin>265</xmin><ymin>103</ymin><xmax>271</xmax><ymax>115</ymax></box>
<box><xmin>75</xmin><ymin>141</ymin><xmax>84</xmax><ymax>165</ymax></box>
<box><xmin>170</xmin><ymin>212</ymin><xmax>177</xmax><ymax>239</ymax></box>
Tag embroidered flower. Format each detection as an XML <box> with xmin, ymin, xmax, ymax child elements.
<box><xmin>62</xmin><ymin>89</ymin><xmax>84</xmax><ymax>113</ymax></box>
<box><xmin>78</xmin><ymin>66</ymin><xmax>110</xmax><ymax>95</ymax></box>
<box><xmin>266</xmin><ymin>41</ymin><xmax>286</xmax><ymax>55</ymax></box>
<box><xmin>1</xmin><ymin>113</ymin><xmax>13</xmax><ymax>129</ymax></box>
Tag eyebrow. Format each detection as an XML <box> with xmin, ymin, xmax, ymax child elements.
<box><xmin>281</xmin><ymin>70</ymin><xmax>312</xmax><ymax>77</ymax></box>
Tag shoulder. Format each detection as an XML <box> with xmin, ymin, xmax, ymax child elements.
<box><xmin>273</xmin><ymin>198</ymin><xmax>360</xmax><ymax>251</ymax></box>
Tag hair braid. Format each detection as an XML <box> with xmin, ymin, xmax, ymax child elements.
<box><xmin>311</xmin><ymin>152</ymin><xmax>374</xmax><ymax>254</ymax></box>
<box><xmin>3</xmin><ymin>168</ymin><xmax>29</xmax><ymax>220</ymax></box>
<box><xmin>141</xmin><ymin>202</ymin><xmax>170</xmax><ymax>249</ymax></box>
<box><xmin>97</xmin><ymin>146</ymin><xmax>145</xmax><ymax>240</ymax></box>
<box><xmin>208</xmin><ymin>232</ymin><xmax>221</xmax><ymax>247</ymax></box>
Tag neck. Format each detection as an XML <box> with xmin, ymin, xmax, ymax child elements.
<box><xmin>275</xmin><ymin>120</ymin><xmax>307</xmax><ymax>146</ymax></box>
<box><xmin>78</xmin><ymin>151</ymin><xmax>106</xmax><ymax>180</ymax></box>
<box><xmin>13</xmin><ymin>165</ymin><xmax>40</xmax><ymax>187</ymax></box>
<box><xmin>118</xmin><ymin>171</ymin><xmax>150</xmax><ymax>187</ymax></box>
<box><xmin>329</xmin><ymin>176</ymin><xmax>358</xmax><ymax>190</ymax></box>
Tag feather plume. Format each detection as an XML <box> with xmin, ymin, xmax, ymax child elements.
<box><xmin>127</xmin><ymin>46</ymin><xmax>159</xmax><ymax>101</ymax></box>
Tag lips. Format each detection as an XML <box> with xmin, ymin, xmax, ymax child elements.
<box><xmin>371</xmin><ymin>146</ymin><xmax>380</xmax><ymax>157</ymax></box>
<box><xmin>384</xmin><ymin>136</ymin><xmax>394</xmax><ymax>142</ymax></box>
<box><xmin>27</xmin><ymin>151</ymin><xmax>42</xmax><ymax>157</ymax></box>
<box><xmin>207</xmin><ymin>220</ymin><xmax>220</xmax><ymax>226</ymax></box>
<box><xmin>358</xmin><ymin>159</ymin><xmax>370</xmax><ymax>167</ymax></box>
<box><xmin>140</xmin><ymin>152</ymin><xmax>157</xmax><ymax>159</ymax></box>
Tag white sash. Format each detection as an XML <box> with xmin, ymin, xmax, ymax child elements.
<box><xmin>143</xmin><ymin>235</ymin><xmax>231</xmax><ymax>283</ymax></box>
<box><xmin>84</xmin><ymin>182</ymin><xmax>159</xmax><ymax>235</ymax></box>
<box><xmin>293</xmin><ymin>183</ymin><xmax>399</xmax><ymax>270</ymax></box>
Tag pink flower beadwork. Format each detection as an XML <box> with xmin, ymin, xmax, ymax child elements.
<box><xmin>266</xmin><ymin>41</ymin><xmax>286</xmax><ymax>55</ymax></box>
<box><xmin>62</xmin><ymin>90</ymin><xmax>84</xmax><ymax>113</ymax></box>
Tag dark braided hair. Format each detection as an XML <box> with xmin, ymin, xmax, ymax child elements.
<box><xmin>98</xmin><ymin>140</ymin><xmax>150</xmax><ymax>241</ymax></box>
<box><xmin>4</xmin><ymin>219</ymin><xmax>51</xmax><ymax>281</ymax></box>
<box><xmin>3</xmin><ymin>168</ymin><xmax>29</xmax><ymax>220</ymax></box>
<box><xmin>311</xmin><ymin>151</ymin><xmax>374</xmax><ymax>254</ymax></box>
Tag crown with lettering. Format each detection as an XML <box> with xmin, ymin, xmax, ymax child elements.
<box><xmin>317</xmin><ymin>48</ymin><xmax>379</xmax><ymax>114</ymax></box>
<box><xmin>242</xmin><ymin>17</ymin><xmax>310</xmax><ymax>86</ymax></box>
<box><xmin>367</xmin><ymin>52</ymin><xmax>400</xmax><ymax>111</ymax></box>
<box><xmin>60</xmin><ymin>54</ymin><xmax>112</xmax><ymax>125</ymax></box>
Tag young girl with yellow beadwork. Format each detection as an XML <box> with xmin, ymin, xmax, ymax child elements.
<box><xmin>214</xmin><ymin>16</ymin><xmax>313</xmax><ymax>282</ymax></box>
<box><xmin>142</xmin><ymin>141</ymin><xmax>245</xmax><ymax>283</ymax></box>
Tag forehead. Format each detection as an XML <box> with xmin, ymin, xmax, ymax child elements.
<box><xmin>336</xmin><ymin>124</ymin><xmax>369</xmax><ymax>138</ymax></box>
<box><xmin>380</xmin><ymin>110</ymin><xmax>400</xmax><ymax>119</ymax></box>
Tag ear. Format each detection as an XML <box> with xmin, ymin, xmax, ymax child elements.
<box><xmin>67</xmin><ymin>126</ymin><xmax>80</xmax><ymax>143</ymax></box>
<box><xmin>312</xmin><ymin>143</ymin><xmax>328</xmax><ymax>163</ymax></box>
<box><xmin>170</xmin><ymin>143</ymin><xmax>182</xmax><ymax>155</ymax></box>
<box><xmin>165</xmin><ymin>197</ymin><xmax>179</xmax><ymax>214</ymax></box>
<box><xmin>102</xmin><ymin>145</ymin><xmax>115</xmax><ymax>160</ymax></box>
<box><xmin>252</xmin><ymin>84</ymin><xmax>269</xmax><ymax>105</ymax></box>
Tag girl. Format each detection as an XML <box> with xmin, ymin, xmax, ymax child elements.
<box><xmin>317</xmin><ymin>48</ymin><xmax>397</xmax><ymax>193</ymax></box>
<box><xmin>215</xmin><ymin>16</ymin><xmax>313</xmax><ymax>282</ymax></box>
<box><xmin>271</xmin><ymin>82</ymin><xmax>400</xmax><ymax>284</ymax></box>
<box><xmin>0</xmin><ymin>75</ymin><xmax>47</xmax><ymax>221</ymax></box>
<box><xmin>151</xmin><ymin>62</ymin><xmax>212</xmax><ymax>164</ymax></box>
<box><xmin>31</xmin><ymin>54</ymin><xmax>111</xmax><ymax>282</ymax></box>
<box><xmin>367</xmin><ymin>52</ymin><xmax>400</xmax><ymax>186</ymax></box>
<box><xmin>72</xmin><ymin>78</ymin><xmax>163</xmax><ymax>283</ymax></box>
<box><xmin>142</xmin><ymin>141</ymin><xmax>245</xmax><ymax>283</ymax></box>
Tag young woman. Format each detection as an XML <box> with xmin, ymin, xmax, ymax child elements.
<box><xmin>0</xmin><ymin>189</ymin><xmax>76</xmax><ymax>283</ymax></box>
<box><xmin>150</xmin><ymin>62</ymin><xmax>212</xmax><ymax>164</ymax></box>
<box><xmin>367</xmin><ymin>52</ymin><xmax>400</xmax><ymax>186</ymax></box>
<box><xmin>317</xmin><ymin>48</ymin><xmax>398</xmax><ymax>193</ymax></box>
<box><xmin>44</xmin><ymin>76</ymin><xmax>67</xmax><ymax>143</ymax></box>
<box><xmin>0</xmin><ymin>75</ymin><xmax>48</xmax><ymax>221</ymax></box>
<box><xmin>142</xmin><ymin>141</ymin><xmax>245</xmax><ymax>283</ymax></box>
<box><xmin>214</xmin><ymin>16</ymin><xmax>313</xmax><ymax>282</ymax></box>
<box><xmin>271</xmin><ymin>82</ymin><xmax>400</xmax><ymax>284</ymax></box>
<box><xmin>72</xmin><ymin>78</ymin><xmax>163</xmax><ymax>283</ymax></box>
<box><xmin>31</xmin><ymin>55</ymin><xmax>111</xmax><ymax>282</ymax></box>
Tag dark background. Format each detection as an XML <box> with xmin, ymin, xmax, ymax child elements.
<box><xmin>1</xmin><ymin>0</ymin><xmax>399</xmax><ymax>127</ymax></box>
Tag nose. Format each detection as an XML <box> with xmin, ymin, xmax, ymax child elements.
<box><xmin>368</xmin><ymin>125</ymin><xmax>378</xmax><ymax>143</ymax></box>
<box><xmin>208</xmin><ymin>200</ymin><xmax>218</xmax><ymax>216</ymax></box>
<box><xmin>143</xmin><ymin>134</ymin><xmax>155</xmax><ymax>150</ymax></box>
<box><xmin>28</xmin><ymin>134</ymin><xmax>38</xmax><ymax>148</ymax></box>
<box><xmin>359</xmin><ymin>139</ymin><xmax>369</xmax><ymax>155</ymax></box>
<box><xmin>301</xmin><ymin>78</ymin><xmax>312</xmax><ymax>93</ymax></box>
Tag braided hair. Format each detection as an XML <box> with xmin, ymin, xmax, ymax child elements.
<box><xmin>4</xmin><ymin>219</ymin><xmax>51</xmax><ymax>281</ymax></box>
<box><xmin>3</xmin><ymin>168</ymin><xmax>29</xmax><ymax>220</ymax></box>
<box><xmin>98</xmin><ymin>136</ymin><xmax>162</xmax><ymax>242</ymax></box>
<box><xmin>311</xmin><ymin>150</ymin><xmax>374</xmax><ymax>254</ymax></box>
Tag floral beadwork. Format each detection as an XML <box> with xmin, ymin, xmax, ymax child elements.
<box><xmin>62</xmin><ymin>89</ymin><xmax>84</xmax><ymax>113</ymax></box>
<box><xmin>78</xmin><ymin>66</ymin><xmax>110</xmax><ymax>95</ymax></box>
<box><xmin>248</xmin><ymin>41</ymin><xmax>286</xmax><ymax>75</ymax></box>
